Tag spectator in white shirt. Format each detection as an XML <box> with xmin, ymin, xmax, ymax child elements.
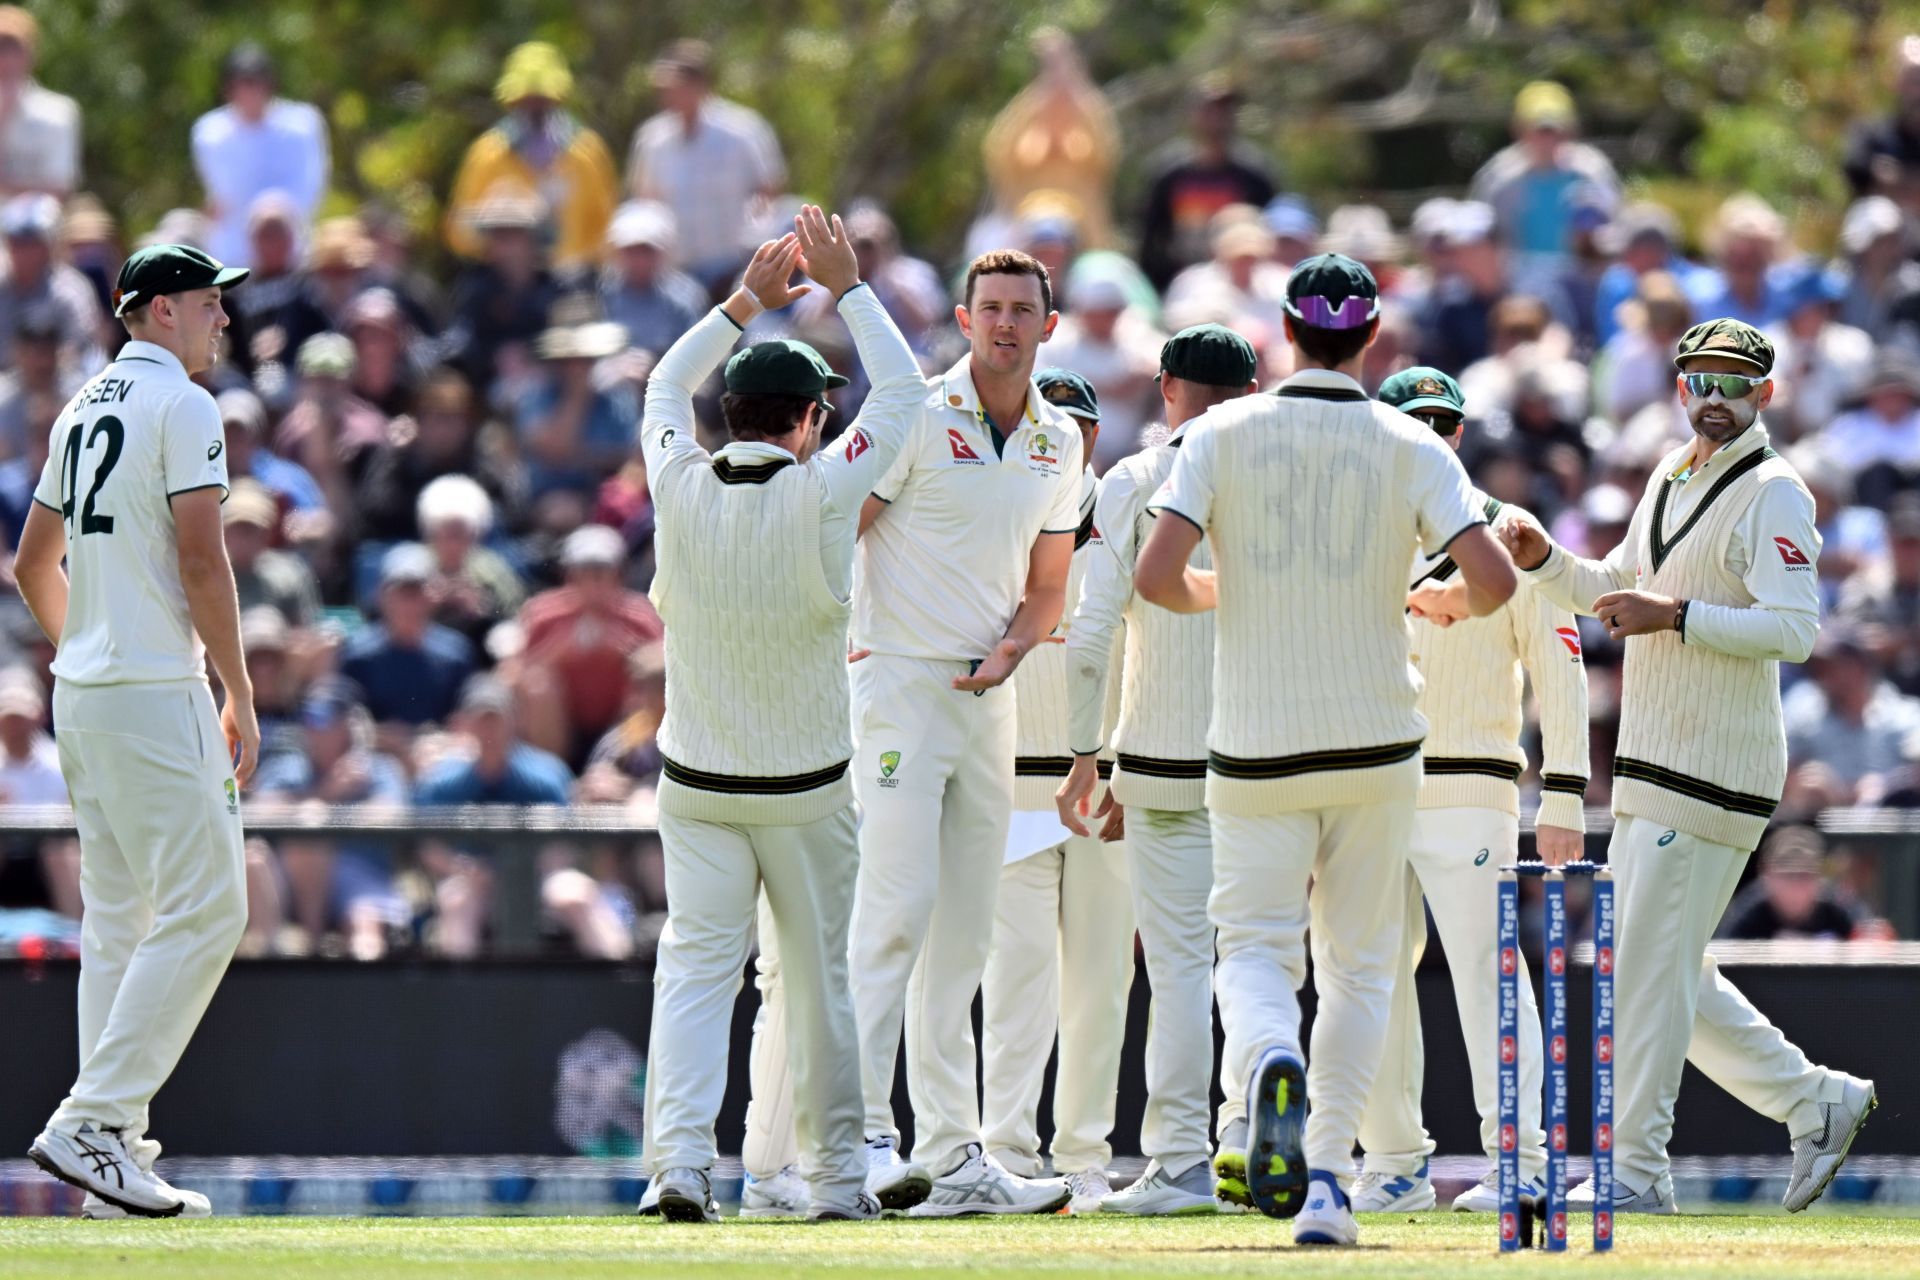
<box><xmin>1820</xmin><ymin>349</ymin><xmax>1920</xmax><ymax>505</ymax></box>
<box><xmin>0</xmin><ymin>194</ymin><xmax>103</xmax><ymax>374</ymax></box>
<box><xmin>1042</xmin><ymin>269</ymin><xmax>1164</xmax><ymax>469</ymax></box>
<box><xmin>0</xmin><ymin>7</ymin><xmax>78</xmax><ymax>199</ymax></box>
<box><xmin>627</xmin><ymin>39</ymin><xmax>785</xmax><ymax>294</ymax></box>
<box><xmin>191</xmin><ymin>43</ymin><xmax>331</xmax><ymax>268</ymax></box>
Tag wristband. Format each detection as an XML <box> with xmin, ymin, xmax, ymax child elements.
<box><xmin>1675</xmin><ymin>599</ymin><xmax>1689</xmax><ymax>640</ymax></box>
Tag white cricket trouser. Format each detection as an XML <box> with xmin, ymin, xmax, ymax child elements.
<box><xmin>848</xmin><ymin>654</ymin><xmax>1016</xmax><ymax>1175</ymax></box>
<box><xmin>48</xmin><ymin>680</ymin><xmax>247</xmax><ymax>1138</ymax></box>
<box><xmin>1210</xmin><ymin>790</ymin><xmax>1414</xmax><ymax>1184</ymax></box>
<box><xmin>649</xmin><ymin>806</ymin><xmax>865</xmax><ymax>1204</ymax></box>
<box><xmin>1127</xmin><ymin>806</ymin><xmax>1243</xmax><ymax>1177</ymax></box>
<box><xmin>980</xmin><ymin>829</ymin><xmax>1135</xmax><ymax>1175</ymax></box>
<box><xmin>1358</xmin><ymin>807</ymin><xmax>1547</xmax><ymax>1179</ymax></box>
<box><xmin>1610</xmin><ymin>814</ymin><xmax>1839</xmax><ymax>1192</ymax></box>
<box><xmin>743</xmin><ymin>892</ymin><xmax>799</xmax><ymax>1178</ymax></box>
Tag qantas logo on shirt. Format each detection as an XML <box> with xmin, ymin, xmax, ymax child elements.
<box><xmin>1555</xmin><ymin>626</ymin><xmax>1582</xmax><ymax>659</ymax></box>
<box><xmin>948</xmin><ymin>428</ymin><xmax>984</xmax><ymax>465</ymax></box>
<box><xmin>844</xmin><ymin>429</ymin><xmax>872</xmax><ymax>462</ymax></box>
<box><xmin>1773</xmin><ymin>536</ymin><xmax>1812</xmax><ymax>570</ymax></box>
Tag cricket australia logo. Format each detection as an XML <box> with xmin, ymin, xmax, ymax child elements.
<box><xmin>224</xmin><ymin>778</ymin><xmax>239</xmax><ymax>815</ymax></box>
<box><xmin>877</xmin><ymin>750</ymin><xmax>901</xmax><ymax>789</ymax></box>
<box><xmin>1026</xmin><ymin>430</ymin><xmax>1061</xmax><ymax>475</ymax></box>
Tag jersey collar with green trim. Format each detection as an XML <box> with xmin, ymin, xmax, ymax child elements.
<box><xmin>1273</xmin><ymin>367</ymin><xmax>1368</xmax><ymax>402</ymax></box>
<box><xmin>712</xmin><ymin>440</ymin><xmax>799</xmax><ymax>486</ymax></box>
<box><xmin>1649</xmin><ymin>421</ymin><xmax>1777</xmax><ymax>571</ymax></box>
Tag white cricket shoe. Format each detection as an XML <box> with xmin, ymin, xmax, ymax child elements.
<box><xmin>82</xmin><ymin>1184</ymin><xmax>212</xmax><ymax>1219</ymax></box>
<box><xmin>1350</xmin><ymin>1161</ymin><xmax>1437</xmax><ymax>1212</ymax></box>
<box><xmin>653</xmin><ymin>1166</ymin><xmax>720</xmax><ymax>1223</ymax></box>
<box><xmin>1449</xmin><ymin>1168</ymin><xmax>1544</xmax><ymax>1213</ymax></box>
<box><xmin>1291</xmin><ymin>1172</ymin><xmax>1359</xmax><ymax>1246</ymax></box>
<box><xmin>906</xmin><ymin>1144</ymin><xmax>1070</xmax><ymax>1216</ymax></box>
<box><xmin>862</xmin><ymin>1136</ymin><xmax>932</xmax><ymax>1212</ymax></box>
<box><xmin>1099</xmin><ymin>1160</ymin><xmax>1217</xmax><ymax>1216</ymax></box>
<box><xmin>740</xmin><ymin>1165</ymin><xmax>809</xmax><ymax>1218</ymax></box>
<box><xmin>1064</xmin><ymin>1168</ymin><xmax>1112</xmax><ymax>1215</ymax></box>
<box><xmin>1785</xmin><ymin>1074</ymin><xmax>1877</xmax><ymax>1212</ymax></box>
<box><xmin>1567</xmin><ymin>1174</ymin><xmax>1677</xmax><ymax>1214</ymax></box>
<box><xmin>1213</xmin><ymin>1117</ymin><xmax>1251</xmax><ymax>1213</ymax></box>
<box><xmin>29</xmin><ymin>1127</ymin><xmax>184</xmax><ymax>1218</ymax></box>
<box><xmin>636</xmin><ymin>1176</ymin><xmax>661</xmax><ymax>1216</ymax></box>
<box><xmin>809</xmin><ymin>1190</ymin><xmax>883</xmax><ymax>1221</ymax></box>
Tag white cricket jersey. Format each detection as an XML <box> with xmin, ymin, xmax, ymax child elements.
<box><xmin>33</xmin><ymin>341</ymin><xmax>230</xmax><ymax>687</ymax></box>
<box><xmin>854</xmin><ymin>357</ymin><xmax>1085</xmax><ymax>661</ymax></box>
<box><xmin>1150</xmin><ymin>368</ymin><xmax>1483</xmax><ymax>815</ymax></box>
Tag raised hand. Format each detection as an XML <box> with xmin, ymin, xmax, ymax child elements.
<box><xmin>795</xmin><ymin>205</ymin><xmax>861</xmax><ymax>300</ymax></box>
<box><xmin>740</xmin><ymin>234</ymin><xmax>812</xmax><ymax>312</ymax></box>
<box><xmin>1498</xmin><ymin>513</ymin><xmax>1552</xmax><ymax>572</ymax></box>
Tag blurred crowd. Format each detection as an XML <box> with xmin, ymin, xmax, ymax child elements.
<box><xmin>0</xmin><ymin>12</ymin><xmax>1909</xmax><ymax>955</ymax></box>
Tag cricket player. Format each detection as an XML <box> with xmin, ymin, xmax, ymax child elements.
<box><xmin>21</xmin><ymin>245</ymin><xmax>256</xmax><ymax>1218</ymax></box>
<box><xmin>638</xmin><ymin>209</ymin><xmax>929</xmax><ymax>1222</ymax></box>
<box><xmin>848</xmin><ymin>249</ymin><xmax>1083</xmax><ymax>1215</ymax></box>
<box><xmin>1352</xmin><ymin>367</ymin><xmax>1590</xmax><ymax>1214</ymax></box>
<box><xmin>978</xmin><ymin>368</ymin><xmax>1133</xmax><ymax>1215</ymax></box>
<box><xmin>1054</xmin><ymin>324</ymin><xmax>1260</xmax><ymax>1217</ymax></box>
<box><xmin>1136</xmin><ymin>254</ymin><xmax>1518</xmax><ymax>1246</ymax></box>
<box><xmin>1493</xmin><ymin>319</ymin><xmax>1875</xmax><ymax>1214</ymax></box>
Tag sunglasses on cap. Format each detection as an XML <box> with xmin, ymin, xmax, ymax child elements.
<box><xmin>1408</xmin><ymin>409</ymin><xmax>1463</xmax><ymax>437</ymax></box>
<box><xmin>1681</xmin><ymin>371</ymin><xmax>1766</xmax><ymax>399</ymax></box>
<box><xmin>1284</xmin><ymin>294</ymin><xmax>1380</xmax><ymax>330</ymax></box>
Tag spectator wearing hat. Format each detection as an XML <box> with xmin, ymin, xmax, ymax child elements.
<box><xmin>1784</xmin><ymin>624</ymin><xmax>1920</xmax><ymax>808</ymax></box>
<box><xmin>1833</xmin><ymin>196</ymin><xmax>1920</xmax><ymax>340</ymax></box>
<box><xmin>340</xmin><ymin>543</ymin><xmax>478</xmax><ymax>732</ymax></box>
<box><xmin>0</xmin><ymin>306</ymin><xmax>78</xmax><ymax>458</ymax></box>
<box><xmin>255</xmin><ymin>676</ymin><xmax>411</xmax><ymax>961</ymax></box>
<box><xmin>235</xmin><ymin>603</ymin><xmax>307</xmax><ymax>779</ymax></box>
<box><xmin>0</xmin><ymin>6</ymin><xmax>79</xmax><ymax>200</ymax></box>
<box><xmin>599</xmin><ymin>200</ymin><xmax>704</xmax><ymax>357</ymax></box>
<box><xmin>627</xmin><ymin>39</ymin><xmax>786</xmax><ymax>295</ymax></box>
<box><xmin>215</xmin><ymin>388</ymin><xmax>326</xmax><ymax>524</ymax></box>
<box><xmin>442</xmin><ymin>187</ymin><xmax>566</xmax><ymax>393</ymax></box>
<box><xmin>1594</xmin><ymin>270</ymin><xmax>1696</xmax><ymax>425</ymax></box>
<box><xmin>415</xmin><ymin>675</ymin><xmax>632</xmax><ymax>960</ymax></box>
<box><xmin>514</xmin><ymin>300</ymin><xmax>637</xmax><ymax>502</ymax></box>
<box><xmin>0</xmin><ymin>193</ymin><xmax>105</xmax><ymax>374</ymax></box>
<box><xmin>445</xmin><ymin>42</ymin><xmax>618</xmax><ymax>272</ymax></box>
<box><xmin>1843</xmin><ymin>35</ymin><xmax>1920</xmax><ymax>204</ymax></box>
<box><xmin>1686</xmin><ymin>193</ymin><xmax>1796</xmax><ymax>330</ymax></box>
<box><xmin>1417</xmin><ymin>201</ymin><xmax>1509</xmax><ymax>375</ymax></box>
<box><xmin>343</xmin><ymin>288</ymin><xmax>418</xmax><ymax>418</ymax></box>
<box><xmin>1137</xmin><ymin>75</ymin><xmax>1276</xmax><ymax>291</ymax></box>
<box><xmin>225</xmin><ymin>479</ymin><xmax>320</xmax><ymax>626</ymax></box>
<box><xmin>1261</xmin><ymin>197</ymin><xmax>1320</xmax><ymax>270</ymax></box>
<box><xmin>1468</xmin><ymin>81</ymin><xmax>1620</xmax><ymax>299</ymax></box>
<box><xmin>1165</xmin><ymin>204</ymin><xmax>1290</xmax><ymax>337</ymax></box>
<box><xmin>414</xmin><ymin>473</ymin><xmax>525</xmax><ymax>646</ymax></box>
<box><xmin>1044</xmin><ymin>266</ymin><xmax>1164</xmax><ymax>469</ymax></box>
<box><xmin>57</xmin><ymin>195</ymin><xmax>120</xmax><ymax>335</ymax></box>
<box><xmin>1718</xmin><ymin>828</ymin><xmax>1878</xmax><ymax>942</ymax></box>
<box><xmin>353</xmin><ymin>367</ymin><xmax>519</xmax><ymax>546</ymax></box>
<box><xmin>1319</xmin><ymin>205</ymin><xmax>1406</xmax><ymax>288</ymax></box>
<box><xmin>1820</xmin><ymin>348</ymin><xmax>1920</xmax><ymax>504</ymax></box>
<box><xmin>1765</xmin><ymin>262</ymin><xmax>1874</xmax><ymax>443</ymax></box>
<box><xmin>981</xmin><ymin>28</ymin><xmax>1120</xmax><ymax>251</ymax></box>
<box><xmin>513</xmin><ymin>523</ymin><xmax>662</xmax><ymax>766</ymax></box>
<box><xmin>191</xmin><ymin>43</ymin><xmax>330</xmax><ymax>268</ymax></box>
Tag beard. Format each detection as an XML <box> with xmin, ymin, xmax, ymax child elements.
<box><xmin>1686</xmin><ymin>395</ymin><xmax>1758</xmax><ymax>445</ymax></box>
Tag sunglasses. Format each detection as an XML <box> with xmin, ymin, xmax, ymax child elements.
<box><xmin>1682</xmin><ymin>372</ymin><xmax>1766</xmax><ymax>399</ymax></box>
<box><xmin>1410</xmin><ymin>409</ymin><xmax>1463</xmax><ymax>436</ymax></box>
<box><xmin>1285</xmin><ymin>294</ymin><xmax>1380</xmax><ymax>330</ymax></box>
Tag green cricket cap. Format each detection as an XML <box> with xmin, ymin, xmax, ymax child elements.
<box><xmin>1284</xmin><ymin>252</ymin><xmax>1380</xmax><ymax>330</ymax></box>
<box><xmin>1158</xmin><ymin>323</ymin><xmax>1257</xmax><ymax>388</ymax></box>
<box><xmin>1034</xmin><ymin>368</ymin><xmax>1100</xmax><ymax>421</ymax></box>
<box><xmin>1672</xmin><ymin>318</ymin><xmax>1775</xmax><ymax>376</ymax></box>
<box><xmin>113</xmin><ymin>244</ymin><xmax>249</xmax><ymax>318</ymax></box>
<box><xmin>1378</xmin><ymin>366</ymin><xmax>1465</xmax><ymax>416</ymax></box>
<box><xmin>723</xmin><ymin>339</ymin><xmax>848</xmax><ymax>406</ymax></box>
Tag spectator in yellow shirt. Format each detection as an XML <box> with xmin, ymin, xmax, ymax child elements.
<box><xmin>444</xmin><ymin>42</ymin><xmax>618</xmax><ymax>273</ymax></box>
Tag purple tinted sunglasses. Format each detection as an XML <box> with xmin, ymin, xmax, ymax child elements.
<box><xmin>1285</xmin><ymin>294</ymin><xmax>1380</xmax><ymax>330</ymax></box>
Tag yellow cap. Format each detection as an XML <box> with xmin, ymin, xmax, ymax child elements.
<box><xmin>495</xmin><ymin>41</ymin><xmax>573</xmax><ymax>105</ymax></box>
<box><xmin>1514</xmin><ymin>80</ymin><xmax>1577</xmax><ymax>130</ymax></box>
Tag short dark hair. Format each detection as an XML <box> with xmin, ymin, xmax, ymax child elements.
<box><xmin>721</xmin><ymin>391</ymin><xmax>814</xmax><ymax>442</ymax></box>
<box><xmin>964</xmin><ymin>250</ymin><xmax>1053</xmax><ymax>316</ymax></box>
<box><xmin>1288</xmin><ymin>316</ymin><xmax>1376</xmax><ymax>369</ymax></box>
<box><xmin>1174</xmin><ymin>379</ymin><xmax>1251</xmax><ymax>413</ymax></box>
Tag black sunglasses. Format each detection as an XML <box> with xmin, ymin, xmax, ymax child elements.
<box><xmin>1410</xmin><ymin>409</ymin><xmax>1464</xmax><ymax>437</ymax></box>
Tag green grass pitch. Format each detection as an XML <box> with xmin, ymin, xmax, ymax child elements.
<box><xmin>5</xmin><ymin>1213</ymin><xmax>1920</xmax><ymax>1279</ymax></box>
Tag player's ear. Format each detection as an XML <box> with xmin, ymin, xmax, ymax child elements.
<box><xmin>955</xmin><ymin>303</ymin><xmax>972</xmax><ymax>339</ymax></box>
<box><xmin>1756</xmin><ymin>378</ymin><xmax>1774</xmax><ymax>411</ymax></box>
<box><xmin>1040</xmin><ymin>311</ymin><xmax>1059</xmax><ymax>342</ymax></box>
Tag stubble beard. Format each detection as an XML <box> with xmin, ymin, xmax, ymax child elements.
<box><xmin>1688</xmin><ymin>397</ymin><xmax>1757</xmax><ymax>446</ymax></box>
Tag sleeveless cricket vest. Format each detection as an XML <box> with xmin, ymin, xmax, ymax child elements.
<box><xmin>650</xmin><ymin>454</ymin><xmax>854</xmax><ymax>824</ymax></box>
<box><xmin>1613</xmin><ymin>439</ymin><xmax>1806</xmax><ymax>849</ymax></box>
<box><xmin>1112</xmin><ymin>439</ymin><xmax>1214</xmax><ymax>813</ymax></box>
